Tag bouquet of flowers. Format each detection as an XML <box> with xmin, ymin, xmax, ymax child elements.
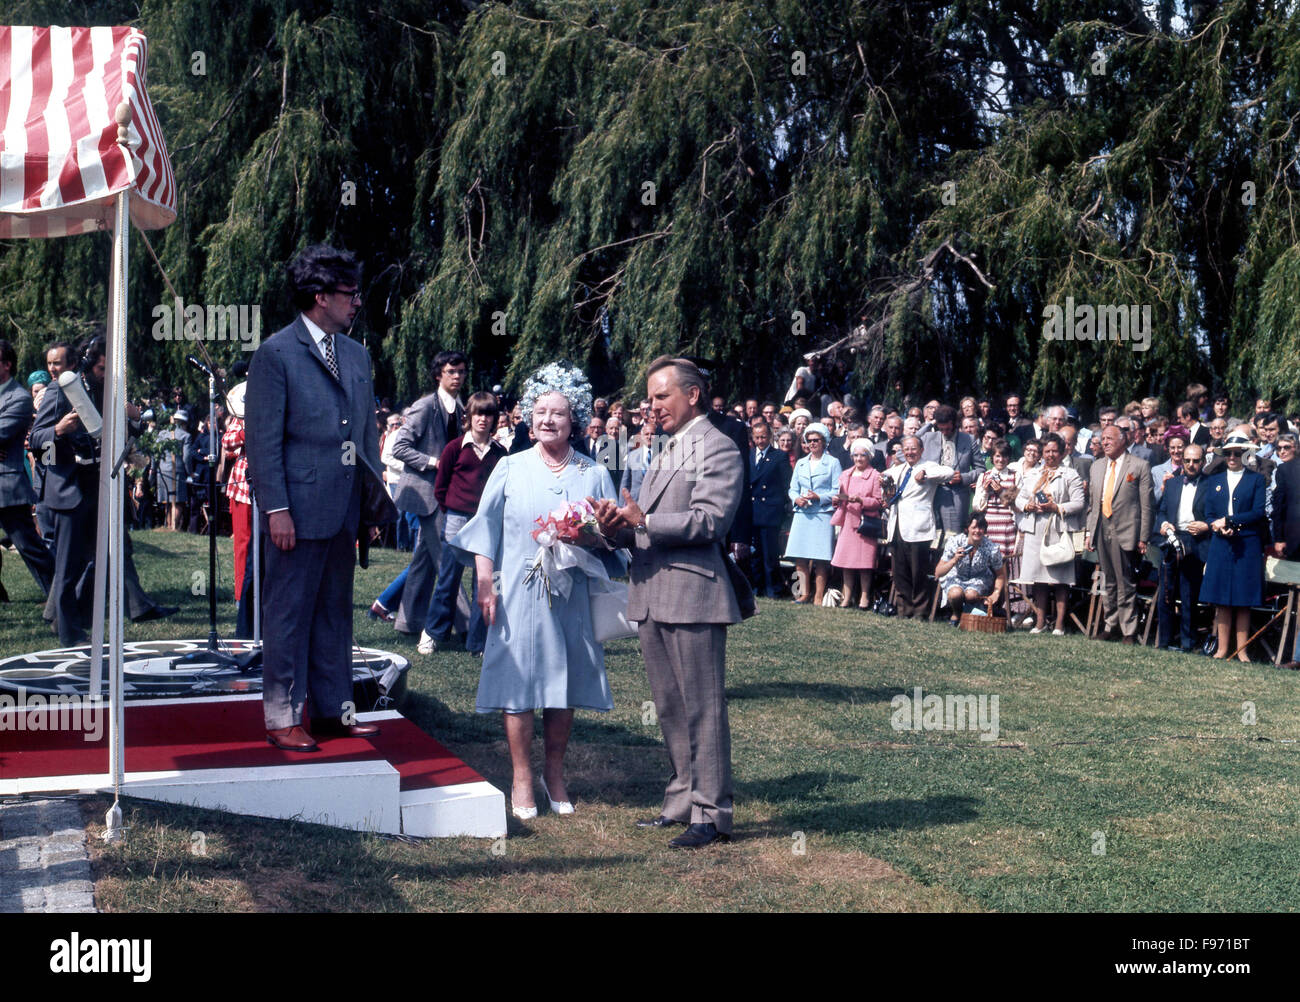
<box><xmin>524</xmin><ymin>500</ymin><xmax>610</xmax><ymax>604</ymax></box>
<box><xmin>530</xmin><ymin>499</ymin><xmax>603</xmax><ymax>550</ymax></box>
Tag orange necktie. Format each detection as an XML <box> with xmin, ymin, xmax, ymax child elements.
<box><xmin>1102</xmin><ymin>460</ymin><xmax>1117</xmax><ymax>518</ymax></box>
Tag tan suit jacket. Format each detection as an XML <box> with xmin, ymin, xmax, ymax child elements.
<box><xmin>623</xmin><ymin>418</ymin><xmax>743</xmax><ymax>623</ymax></box>
<box><xmin>1086</xmin><ymin>452</ymin><xmax>1154</xmax><ymax>548</ymax></box>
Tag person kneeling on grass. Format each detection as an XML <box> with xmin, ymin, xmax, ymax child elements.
<box><xmin>935</xmin><ymin>513</ymin><xmax>1006</xmax><ymax>627</ymax></box>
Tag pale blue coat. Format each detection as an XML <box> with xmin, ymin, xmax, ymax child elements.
<box><xmin>452</xmin><ymin>446</ymin><xmax>621</xmax><ymax>713</ymax></box>
<box><xmin>784</xmin><ymin>453</ymin><xmax>843</xmax><ymax>560</ymax></box>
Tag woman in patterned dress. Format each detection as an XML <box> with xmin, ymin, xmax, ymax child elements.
<box><xmin>974</xmin><ymin>440</ymin><xmax>1018</xmax><ymax>562</ymax></box>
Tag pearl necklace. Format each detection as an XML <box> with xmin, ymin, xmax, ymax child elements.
<box><xmin>540</xmin><ymin>445</ymin><xmax>573</xmax><ymax>472</ymax></box>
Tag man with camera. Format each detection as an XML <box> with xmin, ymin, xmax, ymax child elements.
<box><xmin>1154</xmin><ymin>444</ymin><xmax>1210</xmax><ymax>652</ymax></box>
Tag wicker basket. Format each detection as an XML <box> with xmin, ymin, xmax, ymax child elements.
<box><xmin>960</xmin><ymin>612</ymin><xmax>1007</xmax><ymax>634</ymax></box>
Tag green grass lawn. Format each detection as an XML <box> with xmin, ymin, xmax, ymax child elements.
<box><xmin>3</xmin><ymin>529</ymin><xmax>1298</xmax><ymax>911</ymax></box>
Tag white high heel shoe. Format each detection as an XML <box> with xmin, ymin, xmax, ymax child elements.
<box><xmin>511</xmin><ymin>801</ymin><xmax>538</xmax><ymax>820</ymax></box>
<box><xmin>540</xmin><ymin>778</ymin><xmax>574</xmax><ymax>815</ymax></box>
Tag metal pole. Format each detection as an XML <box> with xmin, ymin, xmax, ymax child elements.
<box><xmin>207</xmin><ymin>372</ymin><xmax>218</xmax><ymax>645</ymax></box>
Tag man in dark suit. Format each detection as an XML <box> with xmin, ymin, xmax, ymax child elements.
<box><xmin>389</xmin><ymin>351</ymin><xmax>466</xmax><ymax>645</ymax></box>
<box><xmin>1177</xmin><ymin>401</ymin><xmax>1211</xmax><ymax>448</ymax></box>
<box><xmin>1155</xmin><ymin>444</ymin><xmax>1210</xmax><ymax>652</ymax></box>
<box><xmin>30</xmin><ymin>337</ymin><xmax>173</xmax><ymax>644</ymax></box>
<box><xmin>1271</xmin><ymin>445</ymin><xmax>1300</xmax><ymax>669</ymax></box>
<box><xmin>246</xmin><ymin>245</ymin><xmax>383</xmax><ymax>750</ymax></box>
<box><xmin>748</xmin><ymin>420</ymin><xmax>791</xmax><ymax>597</ymax></box>
<box><xmin>0</xmin><ymin>338</ymin><xmax>55</xmax><ymax>599</ymax></box>
<box><xmin>920</xmin><ymin>405</ymin><xmax>978</xmax><ymax>532</ymax></box>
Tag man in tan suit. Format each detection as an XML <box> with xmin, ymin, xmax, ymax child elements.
<box><xmin>1086</xmin><ymin>425</ymin><xmax>1154</xmax><ymax>642</ymax></box>
<box><xmin>592</xmin><ymin>356</ymin><xmax>743</xmax><ymax>848</ymax></box>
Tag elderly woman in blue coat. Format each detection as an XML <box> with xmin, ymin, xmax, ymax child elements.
<box><xmin>784</xmin><ymin>422</ymin><xmax>842</xmax><ymax>605</ymax></box>
<box><xmin>1196</xmin><ymin>431</ymin><xmax>1269</xmax><ymax>661</ymax></box>
<box><xmin>453</xmin><ymin>362</ymin><xmax>622</xmax><ymax>821</ymax></box>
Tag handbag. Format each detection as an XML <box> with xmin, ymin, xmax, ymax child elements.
<box><xmin>1040</xmin><ymin>513</ymin><xmax>1075</xmax><ymax>567</ymax></box>
<box><xmin>590</xmin><ymin>580</ymin><xmax>638</xmax><ymax>643</ymax></box>
<box><xmin>856</xmin><ymin>514</ymin><xmax>884</xmax><ymax>539</ymax></box>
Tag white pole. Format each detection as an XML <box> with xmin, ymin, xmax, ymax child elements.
<box><xmin>102</xmin><ymin>104</ymin><xmax>132</xmax><ymax>843</ymax></box>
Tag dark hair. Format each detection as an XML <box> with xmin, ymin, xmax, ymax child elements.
<box><xmin>430</xmin><ymin>350</ymin><xmax>467</xmax><ymax>386</ymax></box>
<box><xmin>933</xmin><ymin>404</ymin><xmax>958</xmax><ymax>426</ymax></box>
<box><xmin>230</xmin><ymin>360</ymin><xmax>250</xmax><ymax>380</ymax></box>
<box><xmin>46</xmin><ymin>341</ymin><xmax>76</xmax><ymax>369</ymax></box>
<box><xmin>79</xmin><ymin>335</ymin><xmax>107</xmax><ymax>370</ymax></box>
<box><xmin>1040</xmin><ymin>432</ymin><xmax>1066</xmax><ymax>454</ymax></box>
<box><xmin>287</xmin><ymin>244</ymin><xmax>361</xmax><ymax>312</ymax></box>
<box><xmin>983</xmin><ymin>421</ymin><xmax>1006</xmax><ymax>439</ymax></box>
<box><xmin>0</xmin><ymin>338</ymin><xmax>15</xmax><ymax>372</ymax></box>
<box><xmin>467</xmin><ymin>390</ymin><xmax>499</xmax><ymax>419</ymax></box>
<box><xmin>967</xmin><ymin>512</ymin><xmax>988</xmax><ymax>532</ymax></box>
<box><xmin>991</xmin><ymin>439</ymin><xmax>1014</xmax><ymax>460</ymax></box>
<box><xmin>1098</xmin><ymin>406</ymin><xmax>1119</xmax><ymax>420</ymax></box>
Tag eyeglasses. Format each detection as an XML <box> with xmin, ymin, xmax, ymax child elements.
<box><xmin>1279</xmin><ymin>443</ymin><xmax>1296</xmax><ymax>451</ymax></box>
<box><xmin>329</xmin><ymin>287</ymin><xmax>362</xmax><ymax>303</ymax></box>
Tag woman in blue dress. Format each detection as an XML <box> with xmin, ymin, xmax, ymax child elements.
<box><xmin>453</xmin><ymin>363</ymin><xmax>622</xmax><ymax>820</ymax></box>
<box><xmin>1197</xmin><ymin>432</ymin><xmax>1269</xmax><ymax>661</ymax></box>
<box><xmin>784</xmin><ymin>422</ymin><xmax>842</xmax><ymax>605</ymax></box>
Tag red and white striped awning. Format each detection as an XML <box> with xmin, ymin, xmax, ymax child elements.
<box><xmin>0</xmin><ymin>25</ymin><xmax>176</xmax><ymax>238</ymax></box>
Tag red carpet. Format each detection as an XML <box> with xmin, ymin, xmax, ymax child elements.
<box><xmin>0</xmin><ymin>698</ymin><xmax>482</xmax><ymax>791</ymax></box>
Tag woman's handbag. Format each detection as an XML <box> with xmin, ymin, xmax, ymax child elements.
<box><xmin>856</xmin><ymin>514</ymin><xmax>884</xmax><ymax>539</ymax></box>
<box><xmin>590</xmin><ymin>580</ymin><xmax>638</xmax><ymax>643</ymax></box>
<box><xmin>1040</xmin><ymin>513</ymin><xmax>1076</xmax><ymax>567</ymax></box>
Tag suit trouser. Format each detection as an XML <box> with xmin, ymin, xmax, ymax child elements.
<box><xmin>638</xmin><ymin>619</ymin><xmax>733</xmax><ymax>833</ymax></box>
<box><xmin>46</xmin><ymin>496</ymin><xmax>94</xmax><ymax>644</ymax></box>
<box><xmin>261</xmin><ymin>527</ymin><xmax>357</xmax><ymax>730</ymax></box>
<box><xmin>1157</xmin><ymin>550</ymin><xmax>1204</xmax><ymax>649</ymax></box>
<box><xmin>425</xmin><ymin>511</ymin><xmax>483</xmax><ymax>650</ymax></box>
<box><xmin>749</xmin><ymin>523</ymin><xmax>782</xmax><ymax>595</ymax></box>
<box><xmin>44</xmin><ymin>501</ymin><xmax>158</xmax><ymax>632</ymax></box>
<box><xmin>891</xmin><ymin>527</ymin><xmax>931</xmax><ymax>618</ymax></box>
<box><xmin>0</xmin><ymin>503</ymin><xmax>55</xmax><ymax>597</ymax></box>
<box><xmin>394</xmin><ymin>510</ymin><xmax>443</xmax><ymax>634</ymax></box>
<box><xmin>1096</xmin><ymin>522</ymin><xmax>1140</xmax><ymax>637</ymax></box>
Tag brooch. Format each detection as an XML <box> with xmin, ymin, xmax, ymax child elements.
<box><xmin>1215</xmin><ymin>485</ymin><xmax>1222</xmax><ymax>492</ymax></box>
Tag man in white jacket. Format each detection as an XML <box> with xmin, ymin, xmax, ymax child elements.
<box><xmin>884</xmin><ymin>435</ymin><xmax>954</xmax><ymax>618</ymax></box>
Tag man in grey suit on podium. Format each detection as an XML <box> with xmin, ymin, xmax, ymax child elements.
<box><xmin>592</xmin><ymin>356</ymin><xmax>744</xmax><ymax>848</ymax></box>
<box><xmin>246</xmin><ymin>245</ymin><xmax>383</xmax><ymax>751</ymax></box>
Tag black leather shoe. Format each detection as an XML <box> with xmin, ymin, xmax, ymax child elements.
<box><xmin>132</xmin><ymin>605</ymin><xmax>178</xmax><ymax>622</ymax></box>
<box><xmin>635</xmin><ymin>815</ymin><xmax>683</xmax><ymax>828</ymax></box>
<box><xmin>668</xmin><ymin>823</ymin><xmax>730</xmax><ymax>848</ymax></box>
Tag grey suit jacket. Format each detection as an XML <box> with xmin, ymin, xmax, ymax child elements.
<box><xmin>28</xmin><ymin>378</ymin><xmax>98</xmax><ymax>511</ymax></box>
<box><xmin>245</xmin><ymin>317</ymin><xmax>381</xmax><ymax>540</ymax></box>
<box><xmin>616</xmin><ymin>418</ymin><xmax>743</xmax><ymax>624</ymax></box>
<box><xmin>390</xmin><ymin>391</ymin><xmax>463</xmax><ymax>517</ymax></box>
<box><xmin>1086</xmin><ymin>453</ymin><xmax>1154</xmax><ymax>549</ymax></box>
<box><xmin>0</xmin><ymin>377</ymin><xmax>37</xmax><ymax>508</ymax></box>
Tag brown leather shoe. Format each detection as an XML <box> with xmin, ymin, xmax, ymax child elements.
<box><xmin>266</xmin><ymin>725</ymin><xmax>319</xmax><ymax>751</ymax></box>
<box><xmin>1121</xmin><ymin>635</ymin><xmax>1137</xmax><ymax>645</ymax></box>
<box><xmin>1280</xmin><ymin>661</ymin><xmax>1300</xmax><ymax>671</ymax></box>
<box><xmin>313</xmin><ymin>718</ymin><xmax>380</xmax><ymax>739</ymax></box>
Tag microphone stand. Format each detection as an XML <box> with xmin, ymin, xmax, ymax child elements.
<box><xmin>168</xmin><ymin>365</ymin><xmax>258</xmax><ymax>672</ymax></box>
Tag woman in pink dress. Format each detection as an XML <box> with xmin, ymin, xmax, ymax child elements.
<box><xmin>830</xmin><ymin>440</ymin><xmax>883</xmax><ymax>609</ymax></box>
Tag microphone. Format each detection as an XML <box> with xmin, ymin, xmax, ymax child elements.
<box><xmin>187</xmin><ymin>354</ymin><xmax>212</xmax><ymax>375</ymax></box>
<box><xmin>57</xmin><ymin>370</ymin><xmax>102</xmax><ymax>439</ymax></box>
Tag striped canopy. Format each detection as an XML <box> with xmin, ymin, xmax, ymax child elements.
<box><xmin>0</xmin><ymin>25</ymin><xmax>175</xmax><ymax>238</ymax></box>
